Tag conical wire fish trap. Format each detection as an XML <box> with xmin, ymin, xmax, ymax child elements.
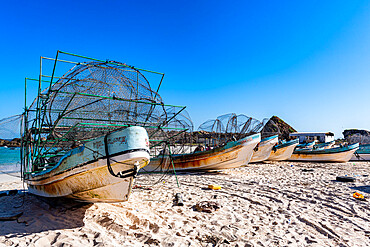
<box><xmin>22</xmin><ymin>51</ymin><xmax>188</xmax><ymax>174</ymax></box>
<box><xmin>197</xmin><ymin>113</ymin><xmax>265</xmax><ymax>145</ymax></box>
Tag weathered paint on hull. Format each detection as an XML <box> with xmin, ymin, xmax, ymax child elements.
<box><xmin>250</xmin><ymin>136</ymin><xmax>278</xmax><ymax>163</ymax></box>
<box><xmin>350</xmin><ymin>153</ymin><xmax>370</xmax><ymax>161</ymax></box>
<box><xmin>27</xmin><ymin>151</ymin><xmax>149</xmax><ymax>202</ymax></box>
<box><xmin>144</xmin><ymin>133</ymin><xmax>261</xmax><ymax>172</ymax></box>
<box><xmin>290</xmin><ymin>148</ymin><xmax>357</xmax><ymax>163</ymax></box>
<box><xmin>25</xmin><ymin>126</ymin><xmax>150</xmax><ymax>203</ymax></box>
<box><xmin>267</xmin><ymin>142</ymin><xmax>299</xmax><ymax>161</ymax></box>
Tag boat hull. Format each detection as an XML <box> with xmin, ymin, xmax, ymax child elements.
<box><xmin>267</xmin><ymin>139</ymin><xmax>299</xmax><ymax>161</ymax></box>
<box><xmin>290</xmin><ymin>144</ymin><xmax>359</xmax><ymax>163</ymax></box>
<box><xmin>250</xmin><ymin>135</ymin><xmax>278</xmax><ymax>163</ymax></box>
<box><xmin>25</xmin><ymin>126</ymin><xmax>150</xmax><ymax>203</ymax></box>
<box><xmin>143</xmin><ymin>133</ymin><xmax>261</xmax><ymax>172</ymax></box>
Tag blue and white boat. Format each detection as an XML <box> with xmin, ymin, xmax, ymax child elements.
<box><xmin>144</xmin><ymin>133</ymin><xmax>261</xmax><ymax>172</ymax></box>
<box><xmin>250</xmin><ymin>135</ymin><xmax>278</xmax><ymax>163</ymax></box>
<box><xmin>267</xmin><ymin>139</ymin><xmax>299</xmax><ymax>161</ymax></box>
<box><xmin>290</xmin><ymin>143</ymin><xmax>359</xmax><ymax>163</ymax></box>
<box><xmin>25</xmin><ymin>126</ymin><xmax>150</xmax><ymax>203</ymax></box>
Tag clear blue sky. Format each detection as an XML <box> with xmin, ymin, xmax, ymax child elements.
<box><xmin>1</xmin><ymin>1</ymin><xmax>370</xmax><ymax>138</ymax></box>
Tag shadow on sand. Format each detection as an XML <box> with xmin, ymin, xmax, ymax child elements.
<box><xmin>0</xmin><ymin>190</ymin><xmax>92</xmax><ymax>237</ymax></box>
<box><xmin>350</xmin><ymin>185</ymin><xmax>370</xmax><ymax>194</ymax></box>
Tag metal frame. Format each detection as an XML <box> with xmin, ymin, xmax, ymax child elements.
<box><xmin>21</xmin><ymin>51</ymin><xmax>188</xmax><ymax>176</ymax></box>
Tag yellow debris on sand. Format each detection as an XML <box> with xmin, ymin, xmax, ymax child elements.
<box><xmin>208</xmin><ymin>184</ymin><xmax>221</xmax><ymax>190</ymax></box>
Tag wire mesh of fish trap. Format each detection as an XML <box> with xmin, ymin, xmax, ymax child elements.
<box><xmin>21</xmin><ymin>51</ymin><xmax>189</xmax><ymax>174</ymax></box>
<box><xmin>196</xmin><ymin>113</ymin><xmax>265</xmax><ymax>147</ymax></box>
<box><xmin>0</xmin><ymin>115</ymin><xmax>22</xmax><ymax>140</ymax></box>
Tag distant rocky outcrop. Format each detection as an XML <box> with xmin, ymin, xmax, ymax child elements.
<box><xmin>0</xmin><ymin>138</ymin><xmax>21</xmax><ymax>147</ymax></box>
<box><xmin>343</xmin><ymin>129</ymin><xmax>370</xmax><ymax>139</ymax></box>
<box><xmin>343</xmin><ymin>129</ymin><xmax>370</xmax><ymax>144</ymax></box>
<box><xmin>261</xmin><ymin>116</ymin><xmax>296</xmax><ymax>140</ymax></box>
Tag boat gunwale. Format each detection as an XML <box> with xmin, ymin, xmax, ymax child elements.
<box><xmin>28</xmin><ymin>148</ymin><xmax>150</xmax><ymax>179</ymax></box>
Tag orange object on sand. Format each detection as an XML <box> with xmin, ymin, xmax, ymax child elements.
<box><xmin>353</xmin><ymin>192</ymin><xmax>365</xmax><ymax>200</ymax></box>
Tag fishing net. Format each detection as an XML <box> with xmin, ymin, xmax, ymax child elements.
<box><xmin>0</xmin><ymin>115</ymin><xmax>23</xmax><ymax>173</ymax></box>
<box><xmin>199</xmin><ymin>113</ymin><xmax>264</xmax><ymax>135</ymax></box>
<box><xmin>23</xmin><ymin>60</ymin><xmax>188</xmax><ymax>171</ymax></box>
<box><xmin>197</xmin><ymin>113</ymin><xmax>264</xmax><ymax>146</ymax></box>
<box><xmin>0</xmin><ymin>115</ymin><xmax>22</xmax><ymax>141</ymax></box>
<box><xmin>27</xmin><ymin>61</ymin><xmax>165</xmax><ymax>143</ymax></box>
<box><xmin>148</xmin><ymin>109</ymin><xmax>194</xmax><ymax>156</ymax></box>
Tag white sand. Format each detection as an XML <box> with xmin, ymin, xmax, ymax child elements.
<box><xmin>0</xmin><ymin>162</ymin><xmax>369</xmax><ymax>246</ymax></box>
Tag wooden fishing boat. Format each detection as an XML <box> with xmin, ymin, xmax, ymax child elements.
<box><xmin>143</xmin><ymin>133</ymin><xmax>261</xmax><ymax>172</ymax></box>
<box><xmin>25</xmin><ymin>126</ymin><xmax>150</xmax><ymax>203</ymax></box>
<box><xmin>350</xmin><ymin>144</ymin><xmax>370</xmax><ymax>161</ymax></box>
<box><xmin>289</xmin><ymin>143</ymin><xmax>359</xmax><ymax>163</ymax></box>
<box><xmin>20</xmin><ymin>52</ymin><xmax>189</xmax><ymax>203</ymax></box>
<box><xmin>250</xmin><ymin>135</ymin><xmax>278</xmax><ymax>163</ymax></box>
<box><xmin>267</xmin><ymin>139</ymin><xmax>299</xmax><ymax>161</ymax></box>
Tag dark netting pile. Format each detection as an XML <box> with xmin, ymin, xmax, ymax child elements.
<box><xmin>23</xmin><ymin>60</ymin><xmax>189</xmax><ymax>171</ymax></box>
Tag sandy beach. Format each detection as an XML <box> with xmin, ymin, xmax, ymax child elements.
<box><xmin>0</xmin><ymin>162</ymin><xmax>369</xmax><ymax>246</ymax></box>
